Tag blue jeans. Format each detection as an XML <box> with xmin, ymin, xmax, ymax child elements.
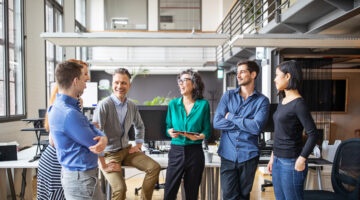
<box><xmin>272</xmin><ymin>156</ymin><xmax>308</xmax><ymax>200</ymax></box>
<box><xmin>61</xmin><ymin>168</ymin><xmax>102</xmax><ymax>200</ymax></box>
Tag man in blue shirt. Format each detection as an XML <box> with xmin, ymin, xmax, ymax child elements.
<box><xmin>213</xmin><ymin>60</ymin><xmax>270</xmax><ymax>200</ymax></box>
<box><xmin>48</xmin><ymin>61</ymin><xmax>108</xmax><ymax>200</ymax></box>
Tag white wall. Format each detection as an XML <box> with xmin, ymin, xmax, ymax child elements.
<box><xmin>202</xmin><ymin>0</ymin><xmax>235</xmax><ymax>31</ymax></box>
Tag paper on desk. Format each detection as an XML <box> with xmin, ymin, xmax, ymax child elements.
<box><xmin>0</xmin><ymin>141</ymin><xmax>19</xmax><ymax>146</ymax></box>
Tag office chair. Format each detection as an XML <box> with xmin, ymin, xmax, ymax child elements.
<box><xmin>304</xmin><ymin>138</ymin><xmax>360</xmax><ymax>200</ymax></box>
<box><xmin>134</xmin><ymin>168</ymin><xmax>166</xmax><ymax>196</ymax></box>
<box><xmin>260</xmin><ymin>138</ymin><xmax>273</xmax><ymax>192</ymax></box>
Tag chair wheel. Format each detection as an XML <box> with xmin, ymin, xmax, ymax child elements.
<box><xmin>261</xmin><ymin>187</ymin><xmax>265</xmax><ymax>192</ymax></box>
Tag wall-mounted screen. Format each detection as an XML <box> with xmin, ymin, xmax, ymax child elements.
<box><xmin>301</xmin><ymin>79</ymin><xmax>347</xmax><ymax>112</ymax></box>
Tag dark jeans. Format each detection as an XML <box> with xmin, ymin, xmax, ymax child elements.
<box><xmin>220</xmin><ymin>156</ymin><xmax>259</xmax><ymax>200</ymax></box>
<box><xmin>164</xmin><ymin>144</ymin><xmax>204</xmax><ymax>200</ymax></box>
<box><xmin>272</xmin><ymin>156</ymin><xmax>308</xmax><ymax>200</ymax></box>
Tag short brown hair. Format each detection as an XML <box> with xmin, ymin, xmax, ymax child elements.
<box><xmin>113</xmin><ymin>68</ymin><xmax>132</xmax><ymax>80</ymax></box>
<box><xmin>55</xmin><ymin>61</ymin><xmax>83</xmax><ymax>89</ymax></box>
<box><xmin>237</xmin><ymin>60</ymin><xmax>260</xmax><ymax>79</ymax></box>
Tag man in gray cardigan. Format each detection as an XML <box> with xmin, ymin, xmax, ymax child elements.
<box><xmin>93</xmin><ymin>68</ymin><xmax>161</xmax><ymax>200</ymax></box>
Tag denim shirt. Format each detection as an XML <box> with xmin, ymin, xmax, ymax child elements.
<box><xmin>213</xmin><ymin>88</ymin><xmax>270</xmax><ymax>163</ymax></box>
<box><xmin>48</xmin><ymin>94</ymin><xmax>105</xmax><ymax>171</ymax></box>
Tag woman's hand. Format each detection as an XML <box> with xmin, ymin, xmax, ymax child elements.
<box><xmin>168</xmin><ymin>128</ymin><xmax>180</xmax><ymax>138</ymax></box>
<box><xmin>295</xmin><ymin>156</ymin><xmax>306</xmax><ymax>171</ymax></box>
<box><xmin>267</xmin><ymin>152</ymin><xmax>274</xmax><ymax>174</ymax></box>
<box><xmin>182</xmin><ymin>133</ymin><xmax>205</xmax><ymax>141</ymax></box>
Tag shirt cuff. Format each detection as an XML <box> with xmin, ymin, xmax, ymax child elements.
<box><xmin>135</xmin><ymin>139</ymin><xmax>144</xmax><ymax>144</ymax></box>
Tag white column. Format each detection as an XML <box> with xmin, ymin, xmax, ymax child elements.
<box><xmin>63</xmin><ymin>0</ymin><xmax>76</xmax><ymax>59</ymax></box>
<box><xmin>148</xmin><ymin>0</ymin><xmax>158</xmax><ymax>31</ymax></box>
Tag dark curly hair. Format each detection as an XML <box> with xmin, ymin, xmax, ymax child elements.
<box><xmin>177</xmin><ymin>69</ymin><xmax>205</xmax><ymax>100</ymax></box>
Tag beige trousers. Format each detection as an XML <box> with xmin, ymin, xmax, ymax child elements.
<box><xmin>101</xmin><ymin>146</ymin><xmax>161</xmax><ymax>200</ymax></box>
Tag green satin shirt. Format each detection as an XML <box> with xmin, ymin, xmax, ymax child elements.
<box><xmin>166</xmin><ymin>97</ymin><xmax>211</xmax><ymax>146</ymax></box>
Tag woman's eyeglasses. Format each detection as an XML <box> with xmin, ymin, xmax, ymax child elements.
<box><xmin>177</xmin><ymin>78</ymin><xmax>192</xmax><ymax>84</ymax></box>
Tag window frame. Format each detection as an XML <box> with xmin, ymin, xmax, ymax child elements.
<box><xmin>0</xmin><ymin>0</ymin><xmax>25</xmax><ymax>122</ymax></box>
<box><xmin>45</xmin><ymin>0</ymin><xmax>63</xmax><ymax>106</ymax></box>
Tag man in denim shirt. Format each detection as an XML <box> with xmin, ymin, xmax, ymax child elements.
<box><xmin>214</xmin><ymin>60</ymin><xmax>270</xmax><ymax>200</ymax></box>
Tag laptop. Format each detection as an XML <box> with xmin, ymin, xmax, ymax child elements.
<box><xmin>0</xmin><ymin>145</ymin><xmax>18</xmax><ymax>161</ymax></box>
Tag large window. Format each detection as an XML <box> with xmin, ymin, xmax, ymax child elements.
<box><xmin>45</xmin><ymin>0</ymin><xmax>63</xmax><ymax>101</ymax></box>
<box><xmin>0</xmin><ymin>0</ymin><xmax>25</xmax><ymax>121</ymax></box>
<box><xmin>75</xmin><ymin>0</ymin><xmax>88</xmax><ymax>62</ymax></box>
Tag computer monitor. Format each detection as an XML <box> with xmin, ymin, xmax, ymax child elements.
<box><xmin>128</xmin><ymin>105</ymin><xmax>170</xmax><ymax>148</ymax></box>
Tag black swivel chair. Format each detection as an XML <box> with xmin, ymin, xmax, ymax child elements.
<box><xmin>304</xmin><ymin>138</ymin><xmax>360</xmax><ymax>200</ymax></box>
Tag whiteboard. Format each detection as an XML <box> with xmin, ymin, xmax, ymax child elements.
<box><xmin>81</xmin><ymin>82</ymin><xmax>98</xmax><ymax>107</ymax></box>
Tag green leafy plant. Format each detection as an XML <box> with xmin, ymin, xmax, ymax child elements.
<box><xmin>143</xmin><ymin>96</ymin><xmax>174</xmax><ymax>105</ymax></box>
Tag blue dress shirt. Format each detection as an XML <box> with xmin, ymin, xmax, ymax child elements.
<box><xmin>213</xmin><ymin>88</ymin><xmax>270</xmax><ymax>163</ymax></box>
<box><xmin>48</xmin><ymin>94</ymin><xmax>105</xmax><ymax>171</ymax></box>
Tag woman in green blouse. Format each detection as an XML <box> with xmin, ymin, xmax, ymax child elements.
<box><xmin>164</xmin><ymin>69</ymin><xmax>211</xmax><ymax>200</ymax></box>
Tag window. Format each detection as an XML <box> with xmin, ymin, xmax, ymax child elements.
<box><xmin>45</xmin><ymin>0</ymin><xmax>63</xmax><ymax>102</ymax></box>
<box><xmin>0</xmin><ymin>0</ymin><xmax>25</xmax><ymax>121</ymax></box>
<box><xmin>159</xmin><ymin>0</ymin><xmax>201</xmax><ymax>31</ymax></box>
<box><xmin>75</xmin><ymin>0</ymin><xmax>86</xmax><ymax>27</ymax></box>
<box><xmin>75</xmin><ymin>0</ymin><xmax>88</xmax><ymax>62</ymax></box>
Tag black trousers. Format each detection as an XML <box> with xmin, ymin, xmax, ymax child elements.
<box><xmin>164</xmin><ymin>144</ymin><xmax>204</xmax><ymax>200</ymax></box>
<box><xmin>220</xmin><ymin>156</ymin><xmax>259</xmax><ymax>200</ymax></box>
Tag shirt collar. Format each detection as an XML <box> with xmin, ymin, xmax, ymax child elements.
<box><xmin>110</xmin><ymin>93</ymin><xmax>127</xmax><ymax>106</ymax></box>
<box><xmin>235</xmin><ymin>87</ymin><xmax>259</xmax><ymax>98</ymax></box>
<box><xmin>56</xmin><ymin>93</ymin><xmax>81</xmax><ymax>111</ymax></box>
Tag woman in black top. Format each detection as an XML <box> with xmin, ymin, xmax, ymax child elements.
<box><xmin>267</xmin><ymin>60</ymin><xmax>318</xmax><ymax>200</ymax></box>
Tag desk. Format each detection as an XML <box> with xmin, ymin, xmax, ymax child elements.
<box><xmin>148</xmin><ymin>152</ymin><xmax>221</xmax><ymax>200</ymax></box>
<box><xmin>0</xmin><ymin>146</ymin><xmax>38</xmax><ymax>200</ymax></box>
<box><xmin>149</xmin><ymin>153</ymin><xmax>331</xmax><ymax>200</ymax></box>
<box><xmin>21</xmin><ymin>118</ymin><xmax>48</xmax><ymax>161</ymax></box>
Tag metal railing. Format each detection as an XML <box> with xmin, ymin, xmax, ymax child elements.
<box><xmin>216</xmin><ymin>0</ymin><xmax>291</xmax><ymax>65</ymax></box>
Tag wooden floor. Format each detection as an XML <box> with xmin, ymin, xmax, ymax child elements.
<box><xmin>32</xmin><ymin>168</ymin><xmax>275</xmax><ymax>200</ymax></box>
<box><xmin>123</xmin><ymin>168</ymin><xmax>275</xmax><ymax>200</ymax></box>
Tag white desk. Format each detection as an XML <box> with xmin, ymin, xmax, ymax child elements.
<box><xmin>148</xmin><ymin>152</ymin><xmax>221</xmax><ymax>200</ymax></box>
<box><xmin>0</xmin><ymin>146</ymin><xmax>38</xmax><ymax>200</ymax></box>
<box><xmin>149</xmin><ymin>153</ymin><xmax>331</xmax><ymax>200</ymax></box>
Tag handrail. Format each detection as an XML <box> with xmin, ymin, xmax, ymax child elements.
<box><xmin>216</xmin><ymin>0</ymin><xmax>291</xmax><ymax>65</ymax></box>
